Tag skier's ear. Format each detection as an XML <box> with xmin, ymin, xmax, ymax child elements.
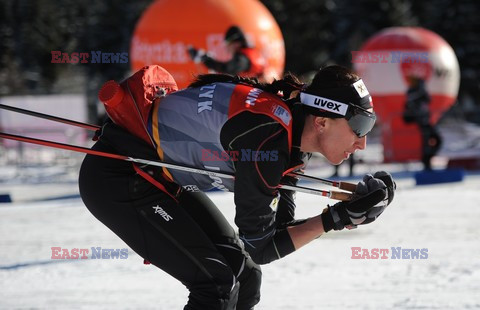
<box><xmin>313</xmin><ymin>116</ymin><xmax>327</xmax><ymax>132</ymax></box>
<box><xmin>289</xmin><ymin>90</ymin><xmax>300</xmax><ymax>100</ymax></box>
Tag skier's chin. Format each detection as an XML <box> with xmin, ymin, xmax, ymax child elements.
<box><xmin>329</xmin><ymin>158</ymin><xmax>345</xmax><ymax>166</ymax></box>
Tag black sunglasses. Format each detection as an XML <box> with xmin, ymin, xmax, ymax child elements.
<box><xmin>345</xmin><ymin>104</ymin><xmax>376</xmax><ymax>138</ymax></box>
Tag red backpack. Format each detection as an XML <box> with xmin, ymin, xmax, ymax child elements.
<box><xmin>98</xmin><ymin>65</ymin><xmax>178</xmax><ymax>146</ymax></box>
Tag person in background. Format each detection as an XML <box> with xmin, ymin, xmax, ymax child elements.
<box><xmin>187</xmin><ymin>25</ymin><xmax>266</xmax><ymax>80</ymax></box>
<box><xmin>403</xmin><ymin>76</ymin><xmax>442</xmax><ymax>170</ymax></box>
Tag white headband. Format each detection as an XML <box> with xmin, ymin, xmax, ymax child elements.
<box><xmin>299</xmin><ymin>93</ymin><xmax>349</xmax><ymax>116</ymax></box>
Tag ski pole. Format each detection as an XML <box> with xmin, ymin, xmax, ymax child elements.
<box><xmin>0</xmin><ymin>132</ymin><xmax>353</xmax><ymax>201</ymax></box>
<box><xmin>0</xmin><ymin>104</ymin><xmax>357</xmax><ymax>192</ymax></box>
<box><xmin>287</xmin><ymin>172</ymin><xmax>357</xmax><ymax>193</ymax></box>
<box><xmin>0</xmin><ymin>103</ymin><xmax>100</xmax><ymax>131</ymax></box>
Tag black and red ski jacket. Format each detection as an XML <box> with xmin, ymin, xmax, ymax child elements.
<box><xmin>97</xmin><ymin>104</ymin><xmax>310</xmax><ymax>265</ymax></box>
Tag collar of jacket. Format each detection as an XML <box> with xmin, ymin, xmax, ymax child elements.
<box><xmin>288</xmin><ymin>103</ymin><xmax>311</xmax><ymax>171</ymax></box>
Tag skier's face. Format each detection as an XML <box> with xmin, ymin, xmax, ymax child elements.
<box><xmin>301</xmin><ymin>115</ymin><xmax>368</xmax><ymax>165</ymax></box>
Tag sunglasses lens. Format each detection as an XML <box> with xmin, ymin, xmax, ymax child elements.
<box><xmin>347</xmin><ymin>110</ymin><xmax>376</xmax><ymax>137</ymax></box>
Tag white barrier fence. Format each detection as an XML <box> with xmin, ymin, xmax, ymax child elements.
<box><xmin>0</xmin><ymin>94</ymin><xmax>91</xmax><ymax>164</ymax></box>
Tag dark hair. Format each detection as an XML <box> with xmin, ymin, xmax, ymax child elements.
<box><xmin>302</xmin><ymin>65</ymin><xmax>372</xmax><ymax>118</ymax></box>
<box><xmin>224</xmin><ymin>26</ymin><xmax>247</xmax><ymax>47</ymax></box>
<box><xmin>187</xmin><ymin>65</ymin><xmax>361</xmax><ymax>115</ymax></box>
<box><xmin>305</xmin><ymin>65</ymin><xmax>360</xmax><ymax>95</ymax></box>
<box><xmin>188</xmin><ymin>73</ymin><xmax>305</xmax><ymax>100</ymax></box>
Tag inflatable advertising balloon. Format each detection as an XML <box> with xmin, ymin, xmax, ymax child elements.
<box><xmin>130</xmin><ymin>0</ymin><xmax>285</xmax><ymax>89</ymax></box>
<box><xmin>354</xmin><ymin>27</ymin><xmax>460</xmax><ymax>162</ymax></box>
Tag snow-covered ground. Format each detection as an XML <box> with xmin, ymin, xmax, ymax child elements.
<box><xmin>1</xmin><ymin>156</ymin><xmax>480</xmax><ymax>309</ymax></box>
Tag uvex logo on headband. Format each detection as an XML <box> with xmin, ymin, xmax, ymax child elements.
<box><xmin>299</xmin><ymin>93</ymin><xmax>349</xmax><ymax>116</ymax></box>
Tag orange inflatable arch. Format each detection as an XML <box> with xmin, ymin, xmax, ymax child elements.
<box><xmin>130</xmin><ymin>0</ymin><xmax>285</xmax><ymax>89</ymax></box>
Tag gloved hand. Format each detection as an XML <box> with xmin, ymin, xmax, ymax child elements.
<box><xmin>321</xmin><ymin>172</ymin><xmax>394</xmax><ymax>232</ymax></box>
<box><xmin>373</xmin><ymin>171</ymin><xmax>396</xmax><ymax>206</ymax></box>
<box><xmin>187</xmin><ymin>46</ymin><xmax>206</xmax><ymax>63</ymax></box>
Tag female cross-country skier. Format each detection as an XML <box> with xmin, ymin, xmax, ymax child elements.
<box><xmin>79</xmin><ymin>64</ymin><xmax>396</xmax><ymax>309</ymax></box>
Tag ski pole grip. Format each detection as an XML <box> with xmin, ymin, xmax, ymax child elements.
<box><xmin>338</xmin><ymin>181</ymin><xmax>357</xmax><ymax>193</ymax></box>
<box><xmin>330</xmin><ymin>191</ymin><xmax>353</xmax><ymax>201</ymax></box>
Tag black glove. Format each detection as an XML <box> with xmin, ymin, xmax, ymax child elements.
<box><xmin>373</xmin><ymin>171</ymin><xmax>396</xmax><ymax>206</ymax></box>
<box><xmin>187</xmin><ymin>46</ymin><xmax>198</xmax><ymax>60</ymax></box>
<box><xmin>187</xmin><ymin>46</ymin><xmax>206</xmax><ymax>63</ymax></box>
<box><xmin>321</xmin><ymin>173</ymin><xmax>391</xmax><ymax>232</ymax></box>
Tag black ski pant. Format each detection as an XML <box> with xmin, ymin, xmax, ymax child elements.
<box><xmin>78</xmin><ymin>141</ymin><xmax>261</xmax><ymax>309</ymax></box>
